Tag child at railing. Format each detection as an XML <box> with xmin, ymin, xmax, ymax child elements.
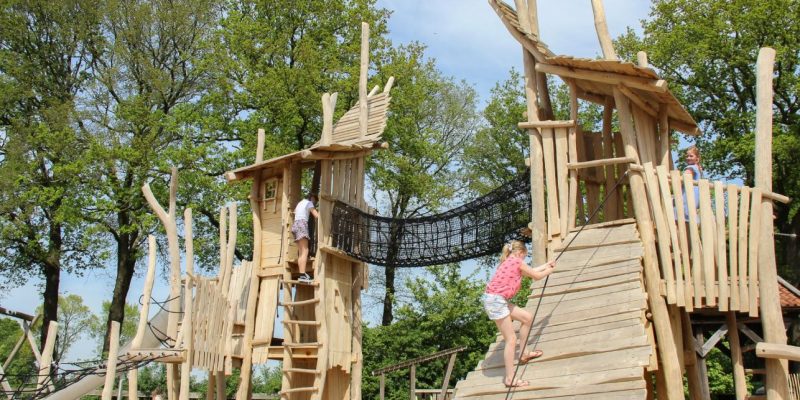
<box><xmin>483</xmin><ymin>240</ymin><xmax>556</xmax><ymax>388</ymax></box>
<box><xmin>683</xmin><ymin>146</ymin><xmax>704</xmax><ymax>219</ymax></box>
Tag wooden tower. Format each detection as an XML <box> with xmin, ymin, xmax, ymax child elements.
<box><xmin>225</xmin><ymin>23</ymin><xmax>393</xmax><ymax>400</ymax></box>
<box><xmin>454</xmin><ymin>1</ymin><xmax>794</xmax><ymax>399</ymax></box>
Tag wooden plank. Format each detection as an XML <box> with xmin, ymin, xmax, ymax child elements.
<box><xmin>555</xmin><ymin>127</ymin><xmax>570</xmax><ymax>235</ymax></box>
<box><xmin>738</xmin><ymin>187</ymin><xmax>751</xmax><ymax>313</ymax></box>
<box><xmin>727</xmin><ymin>184</ymin><xmax>741</xmax><ymax>311</ymax></box>
<box><xmin>698</xmin><ymin>179</ymin><xmax>717</xmax><ymax>307</ymax></box>
<box><xmin>756</xmin><ymin>343</ymin><xmax>800</xmax><ymax>362</ymax></box>
<box><xmin>657</xmin><ymin>166</ymin><xmax>685</xmax><ymax>307</ymax></box>
<box><xmin>684</xmin><ymin>170</ymin><xmax>703</xmax><ymax>308</ymax></box>
<box><xmin>643</xmin><ymin>163</ymin><xmax>675</xmax><ymax>304</ymax></box>
<box><xmin>552</xmin><ymin>241</ymin><xmax>643</xmax><ymax>267</ymax></box>
<box><xmin>748</xmin><ymin>189</ymin><xmax>762</xmax><ymax>317</ymax></box>
<box><xmin>567</xmin><ymin>84</ymin><xmax>581</xmax><ymax>229</ymax></box>
<box><xmin>466</xmin><ymin>347</ymin><xmax>651</xmax><ymax>387</ymax></box>
<box><xmin>541</xmin><ymin>127</ymin><xmax>561</xmax><ymax>238</ymax></box>
<box><xmin>714</xmin><ymin>180</ymin><xmax>729</xmax><ymax>311</ymax></box>
<box><xmin>536</xmin><ymin>63</ymin><xmax>668</xmax><ymax>93</ymax></box>
<box><xmin>541</xmin><ymin>263</ymin><xmax>642</xmax><ymax>287</ymax></box>
<box><xmin>554</xmin><ymin>223</ymin><xmax>638</xmax><ymax>250</ymax></box>
<box><xmin>602</xmin><ymin>99</ymin><xmax>618</xmax><ymax>220</ymax></box>
<box><xmin>456</xmin><ymin>373</ymin><xmax>645</xmax><ymax>399</ymax></box>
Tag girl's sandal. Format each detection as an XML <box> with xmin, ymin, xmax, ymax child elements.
<box><xmin>519</xmin><ymin>349</ymin><xmax>544</xmax><ymax>363</ymax></box>
<box><xmin>504</xmin><ymin>378</ymin><xmax>529</xmax><ymax>388</ymax></box>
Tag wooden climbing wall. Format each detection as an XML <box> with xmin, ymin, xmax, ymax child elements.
<box><xmin>454</xmin><ymin>221</ymin><xmax>652</xmax><ymax>399</ymax></box>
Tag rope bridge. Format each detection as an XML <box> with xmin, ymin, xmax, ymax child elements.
<box><xmin>331</xmin><ymin>171</ymin><xmax>532</xmax><ymax>267</ymax></box>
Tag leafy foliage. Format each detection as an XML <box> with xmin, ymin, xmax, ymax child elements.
<box><xmin>362</xmin><ymin>265</ymin><xmax>495</xmax><ymax>399</ymax></box>
<box><xmin>0</xmin><ymin>317</ymin><xmax>36</xmax><ymax>387</ymax></box>
<box><xmin>366</xmin><ymin>43</ymin><xmax>479</xmax><ymax>325</ymax></box>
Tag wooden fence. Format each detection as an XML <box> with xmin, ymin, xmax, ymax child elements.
<box><xmin>640</xmin><ymin>163</ymin><xmax>788</xmax><ymax>314</ymax></box>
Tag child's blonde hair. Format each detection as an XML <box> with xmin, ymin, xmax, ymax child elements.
<box><xmin>686</xmin><ymin>145</ymin><xmax>700</xmax><ymax>159</ymax></box>
<box><xmin>500</xmin><ymin>240</ymin><xmax>527</xmax><ymax>262</ymax></box>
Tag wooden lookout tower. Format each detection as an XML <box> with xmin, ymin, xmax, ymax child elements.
<box><xmin>454</xmin><ymin>1</ymin><xmax>795</xmax><ymax>399</ymax></box>
<box><xmin>224</xmin><ymin>23</ymin><xmax>392</xmax><ymax>400</ymax></box>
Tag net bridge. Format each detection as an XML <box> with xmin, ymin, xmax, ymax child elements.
<box><xmin>330</xmin><ymin>171</ymin><xmax>532</xmax><ymax>267</ymax></box>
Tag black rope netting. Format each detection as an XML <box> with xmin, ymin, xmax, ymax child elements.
<box><xmin>332</xmin><ymin>171</ymin><xmax>532</xmax><ymax>267</ymax></box>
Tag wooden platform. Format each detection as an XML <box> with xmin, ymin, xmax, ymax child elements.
<box><xmin>453</xmin><ymin>222</ymin><xmax>652</xmax><ymax>399</ymax></box>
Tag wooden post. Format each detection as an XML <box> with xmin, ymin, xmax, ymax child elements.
<box><xmin>727</xmin><ymin>312</ymin><xmax>747</xmax><ymax>399</ymax></box>
<box><xmin>695</xmin><ymin>330</ymin><xmax>712</xmax><ymax>400</ymax></box>
<box><xmin>513</xmin><ymin>0</ymin><xmax>532</xmax><ymax>33</ymax></box>
<box><xmin>683</xmin><ymin>311</ymin><xmax>704</xmax><ymax>400</ymax></box>
<box><xmin>142</xmin><ymin>167</ymin><xmax>181</xmax><ymax>400</ymax></box>
<box><xmin>352</xmin><ymin>262</ymin><xmax>365</xmax><ymax>400</ymax></box>
<box><xmin>128</xmin><ymin>235</ymin><xmax>158</xmax><ymax>400</ymax></box>
<box><xmin>409</xmin><ymin>364</ymin><xmax>416</xmax><ymax>400</ymax></box>
<box><xmin>358</xmin><ymin>22</ymin><xmax>369</xmax><ymax>139</ymax></box>
<box><xmin>590</xmin><ymin>0</ymin><xmax>617</xmax><ymax>60</ymax></box>
<box><xmin>523</xmin><ymin>48</ymin><xmax>547</xmax><ymax>266</ymax></box>
<box><xmin>321</xmin><ymin>93</ymin><xmax>333</xmax><ymax>146</ymax></box>
<box><xmin>36</xmin><ymin>321</ymin><xmax>58</xmax><ymax>391</ymax></box>
<box><xmin>256</xmin><ymin>128</ymin><xmax>265</xmax><ymax>163</ymax></box>
<box><xmin>566</xmin><ymin>81</ymin><xmax>580</xmax><ymax>230</ymax></box>
<box><xmin>179</xmin><ymin>209</ymin><xmax>194</xmax><ymax>400</ymax></box>
<box><xmin>379</xmin><ymin>374</ymin><xmax>385</xmax><ymax>400</ymax></box>
<box><xmin>755</xmin><ymin>46</ymin><xmax>790</xmax><ymax>400</ymax></box>
<box><xmin>613</xmin><ymin>89</ymin><xmax>685</xmax><ymax>400</ymax></box>
<box><xmin>440</xmin><ymin>353</ymin><xmax>457</xmax><ymax>399</ymax></box>
<box><xmin>222</xmin><ymin>203</ymin><xmax>237</xmax><ymax>294</ymax></box>
<box><xmin>637</xmin><ymin>51</ymin><xmax>648</xmax><ymax>68</ymax></box>
<box><xmin>236</xmin><ymin>173</ymin><xmax>264</xmax><ymax>400</ymax></box>
<box><xmin>101</xmin><ymin>321</ymin><xmax>120</xmax><ymax>400</ymax></box>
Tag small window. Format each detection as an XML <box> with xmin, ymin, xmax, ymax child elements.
<box><xmin>264</xmin><ymin>179</ymin><xmax>277</xmax><ymax>201</ymax></box>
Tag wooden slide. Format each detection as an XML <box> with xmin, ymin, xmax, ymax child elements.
<box><xmin>454</xmin><ymin>221</ymin><xmax>653</xmax><ymax>399</ymax></box>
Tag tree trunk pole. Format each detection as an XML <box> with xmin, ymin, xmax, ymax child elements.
<box><xmin>590</xmin><ymin>0</ymin><xmax>618</xmax><ymax>60</ymax></box>
<box><xmin>754</xmin><ymin>46</ymin><xmax>790</xmax><ymax>400</ymax></box>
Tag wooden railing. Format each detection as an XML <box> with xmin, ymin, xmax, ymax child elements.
<box><xmin>640</xmin><ymin>163</ymin><xmax>789</xmax><ymax>314</ymax></box>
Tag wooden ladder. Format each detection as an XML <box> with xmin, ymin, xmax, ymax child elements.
<box><xmin>279</xmin><ymin>258</ymin><xmax>327</xmax><ymax>399</ymax></box>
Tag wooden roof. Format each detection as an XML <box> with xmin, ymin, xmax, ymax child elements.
<box><xmin>489</xmin><ymin>0</ymin><xmax>699</xmax><ymax>135</ymax></box>
<box><xmin>225</xmin><ymin>90</ymin><xmax>392</xmax><ymax>182</ymax></box>
<box><xmin>779</xmin><ymin>276</ymin><xmax>800</xmax><ymax>309</ymax></box>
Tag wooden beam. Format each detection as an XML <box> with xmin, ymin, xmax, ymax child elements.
<box><xmin>519</xmin><ymin>120</ymin><xmax>575</xmax><ymax>129</ymax></box>
<box><xmin>700</xmin><ymin>325</ymin><xmax>728</xmax><ymax>358</ymax></box>
<box><xmin>668</xmin><ymin>118</ymin><xmax>701</xmax><ymax>136</ymax></box>
<box><xmin>537</xmin><ymin>63</ymin><xmax>668</xmax><ymax>93</ymax></box>
<box><xmin>567</xmin><ymin>156</ymin><xmax>636</xmax><ymax>170</ymax></box>
<box><xmin>101</xmin><ymin>321</ymin><xmax>120</xmax><ymax>400</ymax></box>
<box><xmin>590</xmin><ymin>0</ymin><xmax>617</xmax><ymax>60</ymax></box>
<box><xmin>756</xmin><ymin>343</ymin><xmax>800</xmax><ymax>362</ymax></box>
<box><xmin>358</xmin><ymin>22</ymin><xmax>369</xmax><ymax>138</ymax></box>
<box><xmin>727</xmin><ymin>313</ymin><xmax>748</xmax><ymax>400</ymax></box>
<box><xmin>617</xmin><ymin>84</ymin><xmax>658</xmax><ymax>118</ymax></box>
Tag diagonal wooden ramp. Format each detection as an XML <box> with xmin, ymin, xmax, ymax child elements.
<box><xmin>454</xmin><ymin>221</ymin><xmax>653</xmax><ymax>399</ymax></box>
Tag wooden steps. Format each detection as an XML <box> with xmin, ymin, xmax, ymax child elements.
<box><xmin>453</xmin><ymin>222</ymin><xmax>652</xmax><ymax>399</ymax></box>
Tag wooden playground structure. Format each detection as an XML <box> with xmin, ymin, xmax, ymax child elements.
<box><xmin>12</xmin><ymin>1</ymin><xmax>800</xmax><ymax>400</ymax></box>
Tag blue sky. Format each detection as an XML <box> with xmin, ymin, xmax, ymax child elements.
<box><xmin>1</xmin><ymin>0</ymin><xmax>654</xmax><ymax>362</ymax></box>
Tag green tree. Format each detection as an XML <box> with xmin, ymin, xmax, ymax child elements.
<box><xmin>368</xmin><ymin>44</ymin><xmax>479</xmax><ymax>325</ymax></box>
<box><xmin>0</xmin><ymin>0</ymin><xmax>104</xmax><ymax>348</ymax></box>
<box><xmin>0</xmin><ymin>317</ymin><xmax>36</xmax><ymax>388</ymax></box>
<box><xmin>362</xmin><ymin>265</ymin><xmax>495</xmax><ymax>399</ymax></box>
<box><xmin>32</xmin><ymin>294</ymin><xmax>95</xmax><ymax>364</ymax></box>
<box><xmin>81</xmin><ymin>0</ymin><xmax>220</xmax><ymax>351</ymax></box>
<box><xmin>87</xmin><ymin>301</ymin><xmax>139</xmax><ymax>356</ymax></box>
<box><xmin>614</xmin><ymin>0</ymin><xmax>800</xmax><ymax>278</ymax></box>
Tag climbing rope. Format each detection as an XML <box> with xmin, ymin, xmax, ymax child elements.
<box><xmin>504</xmin><ymin>169</ymin><xmax>631</xmax><ymax>399</ymax></box>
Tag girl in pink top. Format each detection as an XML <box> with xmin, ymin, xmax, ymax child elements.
<box><xmin>483</xmin><ymin>240</ymin><xmax>555</xmax><ymax>388</ymax></box>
